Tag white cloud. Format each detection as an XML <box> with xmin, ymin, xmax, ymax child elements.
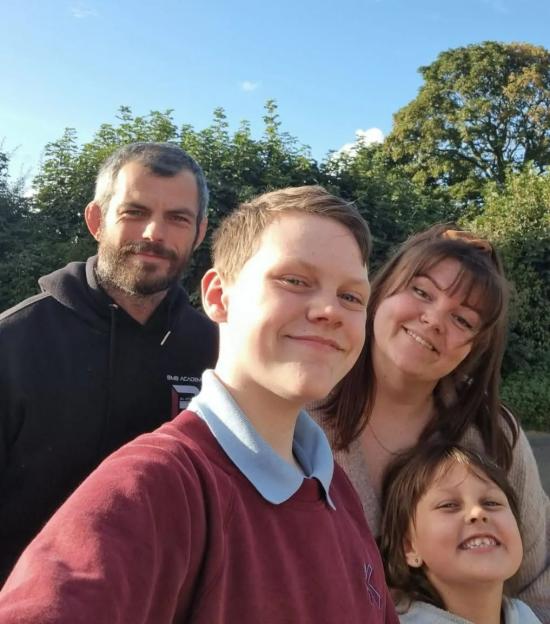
<box><xmin>240</xmin><ymin>80</ymin><xmax>260</xmax><ymax>92</ymax></box>
<box><xmin>69</xmin><ymin>3</ymin><xmax>97</xmax><ymax>18</ymax></box>
<box><xmin>332</xmin><ymin>127</ymin><xmax>384</xmax><ymax>160</ymax></box>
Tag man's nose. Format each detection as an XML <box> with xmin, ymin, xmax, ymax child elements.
<box><xmin>142</xmin><ymin>219</ymin><xmax>164</xmax><ymax>241</ymax></box>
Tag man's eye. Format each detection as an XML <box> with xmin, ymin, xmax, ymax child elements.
<box><xmin>172</xmin><ymin>214</ymin><xmax>192</xmax><ymax>224</ymax></box>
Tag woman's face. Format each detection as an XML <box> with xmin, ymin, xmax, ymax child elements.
<box><xmin>372</xmin><ymin>258</ymin><xmax>482</xmax><ymax>386</ymax></box>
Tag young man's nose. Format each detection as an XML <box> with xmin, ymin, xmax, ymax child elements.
<box><xmin>307</xmin><ymin>293</ymin><xmax>342</xmax><ymax>324</ymax></box>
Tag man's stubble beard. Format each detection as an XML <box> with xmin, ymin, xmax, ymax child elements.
<box><xmin>95</xmin><ymin>236</ymin><xmax>193</xmax><ymax>298</ymax></box>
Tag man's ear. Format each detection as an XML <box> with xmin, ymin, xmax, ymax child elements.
<box><xmin>202</xmin><ymin>268</ymin><xmax>229</xmax><ymax>323</ymax></box>
<box><xmin>193</xmin><ymin>217</ymin><xmax>208</xmax><ymax>250</ymax></box>
<box><xmin>84</xmin><ymin>201</ymin><xmax>103</xmax><ymax>241</ymax></box>
<box><xmin>403</xmin><ymin>535</ymin><xmax>423</xmax><ymax>568</ymax></box>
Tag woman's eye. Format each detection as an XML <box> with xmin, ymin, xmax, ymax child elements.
<box><xmin>453</xmin><ymin>314</ymin><xmax>474</xmax><ymax>331</ymax></box>
<box><xmin>412</xmin><ymin>286</ymin><xmax>429</xmax><ymax>300</ymax></box>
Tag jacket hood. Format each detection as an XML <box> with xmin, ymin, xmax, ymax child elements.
<box><xmin>38</xmin><ymin>256</ymin><xmax>113</xmax><ymax>329</ymax></box>
<box><xmin>38</xmin><ymin>256</ymin><xmax>189</xmax><ymax>332</ymax></box>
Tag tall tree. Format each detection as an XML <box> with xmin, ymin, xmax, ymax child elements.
<box><xmin>10</xmin><ymin>104</ymin><xmax>321</xmax><ymax>305</ymax></box>
<box><xmin>323</xmin><ymin>143</ymin><xmax>449</xmax><ymax>267</ymax></box>
<box><xmin>467</xmin><ymin>166</ymin><xmax>550</xmax><ymax>369</ymax></box>
<box><xmin>386</xmin><ymin>41</ymin><xmax>550</xmax><ymax>203</ymax></box>
<box><xmin>0</xmin><ymin>150</ymin><xmax>35</xmax><ymax>311</ymax></box>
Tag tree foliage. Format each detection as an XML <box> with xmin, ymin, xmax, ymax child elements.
<box><xmin>0</xmin><ymin>150</ymin><xmax>38</xmax><ymax>307</ymax></box>
<box><xmin>468</xmin><ymin>166</ymin><xmax>550</xmax><ymax>367</ymax></box>
<box><xmin>2</xmin><ymin>94</ymin><xmax>549</xmax><ymax>427</ymax></box>
<box><xmin>467</xmin><ymin>167</ymin><xmax>550</xmax><ymax>427</ymax></box>
<box><xmin>387</xmin><ymin>41</ymin><xmax>550</xmax><ymax>203</ymax></box>
<box><xmin>324</xmin><ymin>144</ymin><xmax>449</xmax><ymax>267</ymax></box>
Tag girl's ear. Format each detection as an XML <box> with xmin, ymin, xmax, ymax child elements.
<box><xmin>202</xmin><ymin>268</ymin><xmax>229</xmax><ymax>323</ymax></box>
<box><xmin>403</xmin><ymin>536</ymin><xmax>423</xmax><ymax>568</ymax></box>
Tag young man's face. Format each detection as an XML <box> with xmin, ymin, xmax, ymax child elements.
<box><xmin>207</xmin><ymin>212</ymin><xmax>370</xmax><ymax>410</ymax></box>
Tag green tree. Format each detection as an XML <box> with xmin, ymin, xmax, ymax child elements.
<box><xmin>0</xmin><ymin>149</ymin><xmax>37</xmax><ymax>311</ymax></box>
<box><xmin>387</xmin><ymin>41</ymin><xmax>550</xmax><ymax>204</ymax></box>
<box><xmin>323</xmin><ymin>143</ymin><xmax>449</xmax><ymax>267</ymax></box>
<box><xmin>467</xmin><ymin>167</ymin><xmax>550</xmax><ymax>427</ymax></box>
<box><xmin>8</xmin><ymin>103</ymin><xmax>321</xmax><ymax>305</ymax></box>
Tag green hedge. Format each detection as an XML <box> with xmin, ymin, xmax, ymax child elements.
<box><xmin>502</xmin><ymin>364</ymin><xmax>550</xmax><ymax>430</ymax></box>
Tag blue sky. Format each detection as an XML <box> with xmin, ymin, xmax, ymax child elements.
<box><xmin>2</xmin><ymin>0</ymin><xmax>550</xmax><ymax>181</ymax></box>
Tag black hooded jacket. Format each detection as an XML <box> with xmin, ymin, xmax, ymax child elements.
<box><xmin>0</xmin><ymin>257</ymin><xmax>218</xmax><ymax>582</ymax></box>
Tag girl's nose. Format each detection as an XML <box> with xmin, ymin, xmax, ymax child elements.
<box><xmin>467</xmin><ymin>505</ymin><xmax>488</xmax><ymax>523</ymax></box>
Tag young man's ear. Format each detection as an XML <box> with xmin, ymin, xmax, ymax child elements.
<box><xmin>193</xmin><ymin>217</ymin><xmax>208</xmax><ymax>250</ymax></box>
<box><xmin>202</xmin><ymin>268</ymin><xmax>230</xmax><ymax>323</ymax></box>
<box><xmin>403</xmin><ymin>536</ymin><xmax>423</xmax><ymax>568</ymax></box>
<box><xmin>84</xmin><ymin>201</ymin><xmax>103</xmax><ymax>241</ymax></box>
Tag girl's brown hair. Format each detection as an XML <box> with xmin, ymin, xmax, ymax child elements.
<box><xmin>379</xmin><ymin>443</ymin><xmax>521</xmax><ymax>609</ymax></box>
<box><xmin>322</xmin><ymin>224</ymin><xmax>518</xmax><ymax>470</ymax></box>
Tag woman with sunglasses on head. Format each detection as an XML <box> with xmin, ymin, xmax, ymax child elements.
<box><xmin>319</xmin><ymin>224</ymin><xmax>550</xmax><ymax>619</ymax></box>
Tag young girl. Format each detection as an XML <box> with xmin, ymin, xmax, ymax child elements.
<box><xmin>379</xmin><ymin>443</ymin><xmax>541</xmax><ymax>623</ymax></box>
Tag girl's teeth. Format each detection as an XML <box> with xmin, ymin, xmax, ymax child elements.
<box><xmin>461</xmin><ymin>537</ymin><xmax>497</xmax><ymax>549</ymax></box>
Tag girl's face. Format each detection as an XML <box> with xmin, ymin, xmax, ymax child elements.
<box><xmin>372</xmin><ymin>258</ymin><xmax>482</xmax><ymax>385</ymax></box>
<box><xmin>404</xmin><ymin>462</ymin><xmax>523</xmax><ymax>599</ymax></box>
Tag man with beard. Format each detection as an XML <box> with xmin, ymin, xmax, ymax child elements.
<box><xmin>0</xmin><ymin>143</ymin><xmax>218</xmax><ymax>583</ymax></box>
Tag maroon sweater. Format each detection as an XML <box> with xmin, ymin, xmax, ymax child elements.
<box><xmin>0</xmin><ymin>411</ymin><xmax>397</xmax><ymax>624</ymax></box>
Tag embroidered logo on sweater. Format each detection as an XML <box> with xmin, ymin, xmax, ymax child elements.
<box><xmin>170</xmin><ymin>384</ymin><xmax>199</xmax><ymax>416</ymax></box>
<box><xmin>363</xmin><ymin>562</ymin><xmax>382</xmax><ymax>609</ymax></box>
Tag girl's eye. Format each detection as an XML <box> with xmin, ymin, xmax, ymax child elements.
<box><xmin>436</xmin><ymin>501</ymin><xmax>459</xmax><ymax>510</ymax></box>
<box><xmin>483</xmin><ymin>499</ymin><xmax>504</xmax><ymax>508</ymax></box>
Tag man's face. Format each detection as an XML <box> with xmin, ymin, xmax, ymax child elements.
<box><xmin>93</xmin><ymin>161</ymin><xmax>204</xmax><ymax>296</ymax></box>
<box><xmin>208</xmin><ymin>212</ymin><xmax>370</xmax><ymax>409</ymax></box>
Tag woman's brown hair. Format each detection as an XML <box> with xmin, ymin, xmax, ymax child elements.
<box><xmin>379</xmin><ymin>443</ymin><xmax>521</xmax><ymax>609</ymax></box>
<box><xmin>322</xmin><ymin>224</ymin><xmax>518</xmax><ymax>470</ymax></box>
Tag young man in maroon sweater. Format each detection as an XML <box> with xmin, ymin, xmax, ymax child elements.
<box><xmin>0</xmin><ymin>186</ymin><xmax>398</xmax><ymax>624</ymax></box>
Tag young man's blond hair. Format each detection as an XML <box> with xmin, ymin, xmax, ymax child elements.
<box><xmin>212</xmin><ymin>185</ymin><xmax>371</xmax><ymax>282</ymax></box>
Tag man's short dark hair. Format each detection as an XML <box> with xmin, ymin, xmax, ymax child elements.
<box><xmin>94</xmin><ymin>142</ymin><xmax>209</xmax><ymax>221</ymax></box>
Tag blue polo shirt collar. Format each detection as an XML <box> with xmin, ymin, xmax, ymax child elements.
<box><xmin>188</xmin><ymin>370</ymin><xmax>335</xmax><ymax>508</ymax></box>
